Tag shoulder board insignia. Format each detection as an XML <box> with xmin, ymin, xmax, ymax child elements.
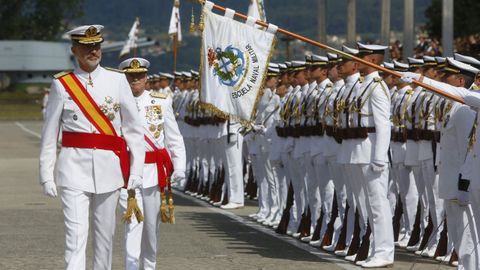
<box><xmin>358</xmin><ymin>77</ymin><xmax>365</xmax><ymax>83</ymax></box>
<box><xmin>373</xmin><ymin>77</ymin><xmax>383</xmax><ymax>82</ymax></box>
<box><xmin>53</xmin><ymin>70</ymin><xmax>72</xmax><ymax>79</ymax></box>
<box><xmin>104</xmin><ymin>67</ymin><xmax>124</xmax><ymax>73</ymax></box>
<box><xmin>150</xmin><ymin>91</ymin><xmax>168</xmax><ymax>99</ymax></box>
<box><xmin>326</xmin><ymin>83</ymin><xmax>333</xmax><ymax>87</ymax></box>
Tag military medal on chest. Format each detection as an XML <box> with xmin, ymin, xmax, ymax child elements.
<box><xmin>99</xmin><ymin>96</ymin><xmax>120</xmax><ymax>121</ymax></box>
<box><xmin>145</xmin><ymin>104</ymin><xmax>164</xmax><ymax>138</ymax></box>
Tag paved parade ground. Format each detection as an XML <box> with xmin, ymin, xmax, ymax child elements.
<box><xmin>0</xmin><ymin>121</ymin><xmax>454</xmax><ymax>270</ymax></box>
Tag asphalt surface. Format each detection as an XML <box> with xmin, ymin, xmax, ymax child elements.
<box><xmin>0</xmin><ymin>121</ymin><xmax>454</xmax><ymax>269</ymax></box>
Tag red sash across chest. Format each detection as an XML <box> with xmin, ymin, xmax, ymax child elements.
<box><xmin>58</xmin><ymin>73</ymin><xmax>130</xmax><ymax>184</ymax></box>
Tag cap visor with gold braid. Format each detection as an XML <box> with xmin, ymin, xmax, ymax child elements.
<box><xmin>70</xmin><ymin>26</ymin><xmax>104</xmax><ymax>45</ymax></box>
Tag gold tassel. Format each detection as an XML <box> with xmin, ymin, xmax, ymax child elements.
<box><xmin>189</xmin><ymin>7</ymin><xmax>196</xmax><ymax>33</ymax></box>
<box><xmin>198</xmin><ymin>12</ymin><xmax>205</xmax><ymax>32</ymax></box>
<box><xmin>160</xmin><ymin>191</ymin><xmax>169</xmax><ymax>223</ymax></box>
<box><xmin>122</xmin><ymin>189</ymin><xmax>144</xmax><ymax>224</ymax></box>
<box><xmin>168</xmin><ymin>192</ymin><xmax>175</xmax><ymax>224</ymax></box>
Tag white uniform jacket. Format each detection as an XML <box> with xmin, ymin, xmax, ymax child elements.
<box><xmin>39</xmin><ymin>66</ymin><xmax>145</xmax><ymax>194</ymax></box>
<box><xmin>136</xmin><ymin>91</ymin><xmax>186</xmax><ymax>189</ymax></box>
<box><xmin>437</xmin><ymin>102</ymin><xmax>475</xmax><ymax>199</ymax></box>
<box><xmin>323</xmin><ymin>79</ymin><xmax>345</xmax><ymax>158</ymax></box>
<box><xmin>349</xmin><ymin>71</ymin><xmax>391</xmax><ymax>165</ymax></box>
<box><xmin>309</xmin><ymin>79</ymin><xmax>333</xmax><ymax>157</ymax></box>
<box><xmin>336</xmin><ymin>72</ymin><xmax>361</xmax><ymax>164</ymax></box>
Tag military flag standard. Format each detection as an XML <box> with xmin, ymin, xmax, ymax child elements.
<box><xmin>200</xmin><ymin>1</ymin><xmax>276</xmax><ymax>121</ymax></box>
<box><xmin>168</xmin><ymin>0</ymin><xmax>182</xmax><ymax>42</ymax></box>
<box><xmin>119</xmin><ymin>17</ymin><xmax>140</xmax><ymax>59</ymax></box>
<box><xmin>247</xmin><ymin>0</ymin><xmax>267</xmax><ymax>22</ymax></box>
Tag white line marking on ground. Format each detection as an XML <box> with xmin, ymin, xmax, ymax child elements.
<box><xmin>14</xmin><ymin>121</ymin><xmax>41</xmax><ymax>139</ymax></box>
<box><xmin>174</xmin><ymin>191</ymin><xmax>360</xmax><ymax>270</ymax></box>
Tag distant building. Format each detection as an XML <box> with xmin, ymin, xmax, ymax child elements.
<box><xmin>0</xmin><ymin>41</ymin><xmax>75</xmax><ymax>87</ymax></box>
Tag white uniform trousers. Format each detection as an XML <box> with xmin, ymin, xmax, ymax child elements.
<box><xmin>119</xmin><ymin>186</ymin><xmax>164</xmax><ymax>270</ymax></box>
<box><xmin>140</xmin><ymin>187</ymin><xmax>162</xmax><ymax>270</ymax></box>
<box><xmin>252</xmin><ymin>153</ymin><xmax>270</xmax><ymax>218</ymax></box>
<box><xmin>119</xmin><ymin>188</ymin><xmax>144</xmax><ymax>270</ymax></box>
<box><xmin>271</xmin><ymin>161</ymin><xmax>287</xmax><ymax>222</ymax></box>
<box><xmin>305</xmin><ymin>152</ymin><xmax>321</xmax><ymax>233</ymax></box>
<box><xmin>197</xmin><ymin>139</ymin><xmax>209</xmax><ymax>192</ymax></box>
<box><xmin>445</xmin><ymin>201</ymin><xmax>479</xmax><ymax>270</ymax></box>
<box><xmin>222</xmin><ymin>134</ymin><xmax>244</xmax><ymax>204</ymax></box>
<box><xmin>181</xmin><ymin>138</ymin><xmax>193</xmax><ymax>189</ymax></box>
<box><xmin>263</xmin><ymin>157</ymin><xmax>279</xmax><ymax>221</ymax></box>
<box><xmin>286</xmin><ymin>152</ymin><xmax>304</xmax><ymax>232</ymax></box>
<box><xmin>277</xmin><ymin>151</ymin><xmax>293</xmax><ymax>222</ymax></box>
<box><xmin>391</xmin><ymin>164</ymin><xmax>418</xmax><ymax>239</ymax></box>
<box><xmin>340</xmin><ymin>164</ymin><xmax>357</xmax><ymax>248</ymax></box>
<box><xmin>312</xmin><ymin>154</ymin><xmax>334</xmax><ymax>239</ymax></box>
<box><xmin>346</xmin><ymin>164</ymin><xmax>369</xmax><ymax>238</ymax></box>
<box><xmin>387</xmin><ymin>172</ymin><xmax>398</xmax><ymax>218</ymax></box>
<box><xmin>409</xmin><ymin>165</ymin><xmax>429</xmax><ymax>238</ymax></box>
<box><xmin>327</xmin><ymin>157</ymin><xmax>348</xmax><ymax>246</ymax></box>
<box><xmin>60</xmin><ymin>187</ymin><xmax>120</xmax><ymax>270</ymax></box>
<box><xmin>209</xmin><ymin>138</ymin><xmax>223</xmax><ymax>193</ymax></box>
<box><xmin>421</xmin><ymin>160</ymin><xmax>445</xmax><ymax>249</ymax></box>
<box><xmin>356</xmin><ymin>165</ymin><xmax>395</xmax><ymax>262</ymax></box>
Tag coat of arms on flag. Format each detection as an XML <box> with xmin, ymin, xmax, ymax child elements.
<box><xmin>200</xmin><ymin>1</ymin><xmax>277</xmax><ymax>122</ymax></box>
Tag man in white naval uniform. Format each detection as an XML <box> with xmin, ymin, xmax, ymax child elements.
<box><xmin>286</xmin><ymin>61</ymin><xmax>310</xmax><ymax>237</ymax></box>
<box><xmin>39</xmin><ymin>25</ymin><xmax>145</xmax><ymax>270</ymax></box>
<box><xmin>299</xmin><ymin>55</ymin><xmax>325</xmax><ymax>243</ymax></box>
<box><xmin>282</xmin><ymin>63</ymin><xmax>303</xmax><ymax>235</ymax></box>
<box><xmin>307</xmin><ymin>55</ymin><xmax>335</xmax><ymax>245</ymax></box>
<box><xmin>269</xmin><ymin>64</ymin><xmax>293</xmax><ymax>229</ymax></box>
<box><xmin>389</xmin><ymin>60</ymin><xmax>419</xmax><ymax>249</ymax></box>
<box><xmin>117</xmin><ymin>58</ymin><xmax>186</xmax><ymax>270</ymax></box>
<box><xmin>265</xmin><ymin>66</ymin><xmax>286</xmax><ymax>227</ymax></box>
<box><xmin>158</xmin><ymin>72</ymin><xmax>174</xmax><ymax>97</ymax></box>
<box><xmin>351</xmin><ymin>43</ymin><xmax>393</xmax><ymax>268</ymax></box>
<box><xmin>403</xmin><ymin>57</ymin><xmax>480</xmax><ymax>269</ymax></box>
<box><xmin>321</xmin><ymin>53</ymin><xmax>348</xmax><ymax>251</ymax></box>
<box><xmin>335</xmin><ymin>45</ymin><xmax>366</xmax><ymax>259</ymax></box>
<box><xmin>249</xmin><ymin>64</ymin><xmax>281</xmax><ymax>224</ymax></box>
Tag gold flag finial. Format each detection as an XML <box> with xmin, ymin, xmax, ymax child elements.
<box><xmin>198</xmin><ymin>11</ymin><xmax>205</xmax><ymax>32</ymax></box>
<box><xmin>189</xmin><ymin>7</ymin><xmax>196</xmax><ymax>33</ymax></box>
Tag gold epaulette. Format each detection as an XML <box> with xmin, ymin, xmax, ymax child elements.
<box><xmin>150</xmin><ymin>91</ymin><xmax>168</xmax><ymax>99</ymax></box>
<box><xmin>53</xmin><ymin>70</ymin><xmax>72</xmax><ymax>79</ymax></box>
<box><xmin>104</xmin><ymin>67</ymin><xmax>124</xmax><ymax>73</ymax></box>
<box><xmin>373</xmin><ymin>77</ymin><xmax>383</xmax><ymax>83</ymax></box>
<box><xmin>326</xmin><ymin>83</ymin><xmax>333</xmax><ymax>88</ymax></box>
<box><xmin>359</xmin><ymin>76</ymin><xmax>365</xmax><ymax>83</ymax></box>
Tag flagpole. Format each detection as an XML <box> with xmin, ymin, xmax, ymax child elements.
<box><xmin>173</xmin><ymin>33</ymin><xmax>178</xmax><ymax>72</ymax></box>
<box><xmin>197</xmin><ymin>0</ymin><xmax>464</xmax><ymax>104</ymax></box>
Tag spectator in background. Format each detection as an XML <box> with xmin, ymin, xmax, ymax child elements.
<box><xmin>41</xmin><ymin>87</ymin><xmax>50</xmax><ymax>118</ymax></box>
<box><xmin>390</xmin><ymin>40</ymin><xmax>402</xmax><ymax>61</ymax></box>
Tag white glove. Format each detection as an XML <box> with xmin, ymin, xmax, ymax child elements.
<box><xmin>171</xmin><ymin>171</ymin><xmax>186</xmax><ymax>183</ymax></box>
<box><xmin>370</xmin><ymin>162</ymin><xmax>386</xmax><ymax>173</ymax></box>
<box><xmin>252</xmin><ymin>124</ymin><xmax>266</xmax><ymax>134</ymax></box>
<box><xmin>455</xmin><ymin>190</ymin><xmax>470</xmax><ymax>206</ymax></box>
<box><xmin>464</xmin><ymin>93</ymin><xmax>480</xmax><ymax>111</ymax></box>
<box><xmin>42</xmin><ymin>181</ymin><xmax>58</xmax><ymax>198</ymax></box>
<box><xmin>127</xmin><ymin>175</ymin><xmax>143</xmax><ymax>190</ymax></box>
<box><xmin>400</xmin><ymin>72</ymin><xmax>421</xmax><ymax>84</ymax></box>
